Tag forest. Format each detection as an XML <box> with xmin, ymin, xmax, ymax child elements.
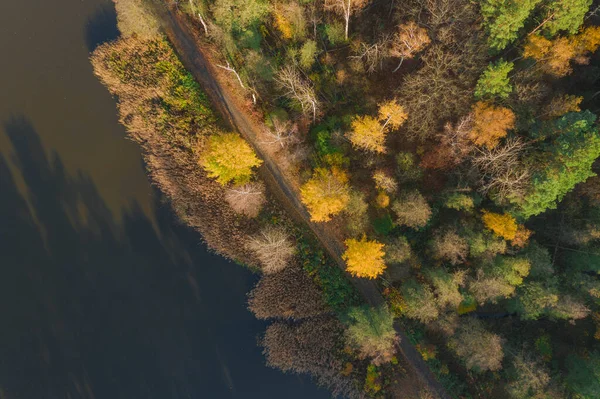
<box><xmin>92</xmin><ymin>0</ymin><xmax>600</xmax><ymax>397</ymax></box>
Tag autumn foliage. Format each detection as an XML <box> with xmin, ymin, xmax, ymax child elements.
<box><xmin>199</xmin><ymin>132</ymin><xmax>263</xmax><ymax>185</ymax></box>
<box><xmin>343</xmin><ymin>236</ymin><xmax>386</xmax><ymax>279</ymax></box>
<box><xmin>300</xmin><ymin>167</ymin><xmax>350</xmax><ymax>222</ymax></box>
<box><xmin>469</xmin><ymin>102</ymin><xmax>516</xmax><ymax>149</ymax></box>
<box><xmin>482</xmin><ymin>211</ymin><xmax>518</xmax><ymax>241</ymax></box>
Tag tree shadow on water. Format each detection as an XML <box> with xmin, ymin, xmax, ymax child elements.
<box><xmin>85</xmin><ymin>2</ymin><xmax>120</xmax><ymax>52</ymax></box>
<box><xmin>0</xmin><ymin>116</ymin><xmax>328</xmax><ymax>399</ymax></box>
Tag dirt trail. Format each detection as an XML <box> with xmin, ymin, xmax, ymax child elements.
<box><xmin>155</xmin><ymin>6</ymin><xmax>451</xmax><ymax>399</ymax></box>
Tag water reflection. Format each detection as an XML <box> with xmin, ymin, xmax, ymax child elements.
<box><xmin>0</xmin><ymin>117</ymin><xmax>325</xmax><ymax>399</ymax></box>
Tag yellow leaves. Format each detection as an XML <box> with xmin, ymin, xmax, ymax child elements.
<box><xmin>393</xmin><ymin>21</ymin><xmax>431</xmax><ymax>59</ymax></box>
<box><xmin>544</xmin><ymin>94</ymin><xmax>582</xmax><ymax>119</ymax></box>
<box><xmin>347</xmin><ymin>100</ymin><xmax>407</xmax><ymax>153</ymax></box>
<box><xmin>481</xmin><ymin>211</ymin><xmax>518</xmax><ymax>241</ymax></box>
<box><xmin>524</xmin><ymin>27</ymin><xmax>600</xmax><ymax>77</ymax></box>
<box><xmin>343</xmin><ymin>236</ymin><xmax>386</xmax><ymax>279</ymax></box>
<box><xmin>348</xmin><ymin>115</ymin><xmax>386</xmax><ymax>153</ymax></box>
<box><xmin>469</xmin><ymin>102</ymin><xmax>515</xmax><ymax>149</ymax></box>
<box><xmin>375</xmin><ymin>192</ymin><xmax>390</xmax><ymax>208</ymax></box>
<box><xmin>199</xmin><ymin>132</ymin><xmax>262</xmax><ymax>185</ymax></box>
<box><xmin>274</xmin><ymin>12</ymin><xmax>293</xmax><ymax>40</ymax></box>
<box><xmin>378</xmin><ymin>100</ymin><xmax>408</xmax><ymax>130</ymax></box>
<box><xmin>300</xmin><ymin>167</ymin><xmax>351</xmax><ymax>222</ymax></box>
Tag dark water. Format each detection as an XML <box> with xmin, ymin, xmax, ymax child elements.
<box><xmin>0</xmin><ymin>1</ymin><xmax>327</xmax><ymax>398</ymax></box>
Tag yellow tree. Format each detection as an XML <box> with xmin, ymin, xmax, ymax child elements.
<box><xmin>199</xmin><ymin>132</ymin><xmax>262</xmax><ymax>185</ymax></box>
<box><xmin>347</xmin><ymin>115</ymin><xmax>386</xmax><ymax>153</ymax></box>
<box><xmin>300</xmin><ymin>167</ymin><xmax>351</xmax><ymax>222</ymax></box>
<box><xmin>343</xmin><ymin>236</ymin><xmax>386</xmax><ymax>278</ymax></box>
<box><xmin>481</xmin><ymin>210</ymin><xmax>518</xmax><ymax>240</ymax></box>
<box><xmin>378</xmin><ymin>100</ymin><xmax>408</xmax><ymax>130</ymax></box>
<box><xmin>469</xmin><ymin>102</ymin><xmax>516</xmax><ymax>149</ymax></box>
<box><xmin>390</xmin><ymin>21</ymin><xmax>431</xmax><ymax>72</ymax></box>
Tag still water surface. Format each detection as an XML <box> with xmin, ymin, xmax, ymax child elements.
<box><xmin>0</xmin><ymin>1</ymin><xmax>327</xmax><ymax>398</ymax></box>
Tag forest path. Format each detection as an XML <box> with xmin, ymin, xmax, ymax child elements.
<box><xmin>155</xmin><ymin>6</ymin><xmax>451</xmax><ymax>399</ymax></box>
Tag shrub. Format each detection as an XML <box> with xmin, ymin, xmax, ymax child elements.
<box><xmin>248</xmin><ymin>266</ymin><xmax>327</xmax><ymax>319</ymax></box>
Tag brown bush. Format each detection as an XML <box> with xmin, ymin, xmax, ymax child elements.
<box><xmin>262</xmin><ymin>318</ymin><xmax>362</xmax><ymax>398</ymax></box>
<box><xmin>248</xmin><ymin>266</ymin><xmax>328</xmax><ymax>320</ymax></box>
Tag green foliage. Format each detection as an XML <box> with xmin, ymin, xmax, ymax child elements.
<box><xmin>211</xmin><ymin>0</ymin><xmax>271</xmax><ymax>34</ymax></box>
<box><xmin>364</xmin><ymin>364</ymin><xmax>383</xmax><ymax>395</ymax></box>
<box><xmin>444</xmin><ymin>193</ymin><xmax>475</xmax><ymax>212</ymax></box>
<box><xmin>400</xmin><ymin>279</ymin><xmax>439</xmax><ymax>323</ymax></box>
<box><xmin>545</xmin><ymin>0</ymin><xmax>593</xmax><ymax>36</ymax></box>
<box><xmin>518</xmin><ymin>111</ymin><xmax>600</xmax><ymax>218</ymax></box>
<box><xmin>535</xmin><ymin>335</ymin><xmax>553</xmax><ymax>361</ymax></box>
<box><xmin>480</xmin><ymin>0</ymin><xmax>542</xmax><ymax>50</ymax></box>
<box><xmin>566</xmin><ymin>351</ymin><xmax>600</xmax><ymax>398</ymax></box>
<box><xmin>373</xmin><ymin>214</ymin><xmax>394</xmax><ymax>236</ymax></box>
<box><xmin>345</xmin><ymin>305</ymin><xmax>398</xmax><ymax>364</ymax></box>
<box><xmin>510</xmin><ymin>280</ymin><xmax>559</xmax><ymax>320</ymax></box>
<box><xmin>475</xmin><ymin>60</ymin><xmax>514</xmax><ymax>100</ymax></box>
<box><xmin>396</xmin><ymin>152</ymin><xmax>423</xmax><ymax>183</ymax></box>
<box><xmin>324</xmin><ymin>22</ymin><xmax>346</xmax><ymax>46</ymax></box>
<box><xmin>92</xmin><ymin>37</ymin><xmax>215</xmax><ymax>149</ymax></box>
<box><xmin>489</xmin><ymin>256</ymin><xmax>531</xmax><ymax>286</ymax></box>
<box><xmin>298</xmin><ymin>238</ymin><xmax>361</xmax><ymax>312</ymax></box>
<box><xmin>468</xmin><ymin>230</ymin><xmax>507</xmax><ymax>258</ymax></box>
<box><xmin>299</xmin><ymin>40</ymin><xmax>318</xmax><ymax>69</ymax></box>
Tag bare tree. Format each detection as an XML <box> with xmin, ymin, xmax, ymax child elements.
<box><xmin>260</xmin><ymin>119</ymin><xmax>299</xmax><ymax>150</ymax></box>
<box><xmin>216</xmin><ymin>61</ymin><xmax>245</xmax><ymax>89</ymax></box>
<box><xmin>246</xmin><ymin>225</ymin><xmax>296</xmax><ymax>274</ymax></box>
<box><xmin>390</xmin><ymin>21</ymin><xmax>431</xmax><ymax>72</ymax></box>
<box><xmin>225</xmin><ymin>181</ymin><xmax>266</xmax><ymax>218</ymax></box>
<box><xmin>324</xmin><ymin>0</ymin><xmax>369</xmax><ymax>40</ymax></box>
<box><xmin>276</xmin><ymin>66</ymin><xmax>320</xmax><ymax>121</ymax></box>
<box><xmin>472</xmin><ymin>138</ymin><xmax>530</xmax><ymax>203</ymax></box>
<box><xmin>349</xmin><ymin>34</ymin><xmax>392</xmax><ymax>74</ymax></box>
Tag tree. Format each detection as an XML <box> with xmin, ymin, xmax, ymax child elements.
<box><xmin>449</xmin><ymin>318</ymin><xmax>504</xmax><ymax>372</ymax></box>
<box><xmin>324</xmin><ymin>0</ymin><xmax>369</xmax><ymax>40</ymax></box>
<box><xmin>523</xmin><ymin>35</ymin><xmax>577</xmax><ymax>76</ymax></box>
<box><xmin>392</xmin><ymin>190</ymin><xmax>432</xmax><ymax>229</ymax></box>
<box><xmin>347</xmin><ymin>115</ymin><xmax>386</xmax><ymax>153</ymax></box>
<box><xmin>299</xmin><ymin>40</ymin><xmax>318</xmax><ymax>69</ymax></box>
<box><xmin>272</xmin><ymin>2</ymin><xmax>307</xmax><ymax>41</ymax></box>
<box><xmin>276</xmin><ymin>66</ymin><xmax>319</xmax><ymax>121</ymax></box>
<box><xmin>566</xmin><ymin>351</ymin><xmax>600</xmax><ymax>399</ymax></box>
<box><xmin>390</xmin><ymin>22</ymin><xmax>431</xmax><ymax>72</ymax></box>
<box><xmin>489</xmin><ymin>256</ymin><xmax>531</xmax><ymax>286</ymax></box>
<box><xmin>482</xmin><ymin>211</ymin><xmax>518</xmax><ymax>240</ymax></box>
<box><xmin>211</xmin><ymin>0</ymin><xmax>271</xmax><ymax>34</ymax></box>
<box><xmin>350</xmin><ymin>34</ymin><xmax>393</xmax><ymax>74</ymax></box>
<box><xmin>424</xmin><ymin>268</ymin><xmax>465</xmax><ymax>310</ymax></box>
<box><xmin>470</xmin><ymin>272</ymin><xmax>516</xmax><ymax>304</ymax></box>
<box><xmin>469</xmin><ymin>102</ymin><xmax>516</xmax><ymax>149</ymax></box>
<box><xmin>401</xmin><ymin>279</ymin><xmax>439</xmax><ymax>324</ymax></box>
<box><xmin>377</xmin><ymin>100</ymin><xmax>408</xmax><ymax>130</ymax></box>
<box><xmin>479</xmin><ymin>0</ymin><xmax>542</xmax><ymax>50</ymax></box>
<box><xmin>544</xmin><ymin>0</ymin><xmax>593</xmax><ymax>36</ymax></box>
<box><xmin>300</xmin><ymin>167</ymin><xmax>351</xmax><ymax>222</ymax></box>
<box><xmin>517</xmin><ymin>111</ymin><xmax>600</xmax><ymax>218</ymax></box>
<box><xmin>475</xmin><ymin>60</ymin><xmax>514</xmax><ymax>100</ymax></box>
<box><xmin>445</xmin><ymin>193</ymin><xmax>475</xmax><ymax>212</ymax></box>
<box><xmin>511</xmin><ymin>280</ymin><xmax>560</xmax><ymax>320</ymax></box>
<box><xmin>225</xmin><ymin>181</ymin><xmax>265</xmax><ymax>217</ymax></box>
<box><xmin>246</xmin><ymin>225</ymin><xmax>295</xmax><ymax>274</ymax></box>
<box><xmin>543</xmin><ymin>94</ymin><xmax>582</xmax><ymax>119</ymax></box>
<box><xmin>506</xmin><ymin>353</ymin><xmax>551</xmax><ymax>399</ymax></box>
<box><xmin>260</xmin><ymin>119</ymin><xmax>298</xmax><ymax>150</ymax></box>
<box><xmin>199</xmin><ymin>132</ymin><xmax>262</xmax><ymax>185</ymax></box>
<box><xmin>473</xmin><ymin>137</ymin><xmax>529</xmax><ymax>203</ymax></box>
<box><xmin>384</xmin><ymin>236</ymin><xmax>412</xmax><ymax>264</ymax></box>
<box><xmin>430</xmin><ymin>229</ymin><xmax>469</xmax><ymax>265</ymax></box>
<box><xmin>248</xmin><ymin>266</ymin><xmax>327</xmax><ymax>320</ymax></box>
<box><xmin>373</xmin><ymin>170</ymin><xmax>398</xmax><ymax>193</ymax></box>
<box><xmin>345</xmin><ymin>305</ymin><xmax>399</xmax><ymax>365</ymax></box>
<box><xmin>343</xmin><ymin>236</ymin><xmax>386</xmax><ymax>279</ymax></box>
<box><xmin>344</xmin><ymin>190</ymin><xmax>369</xmax><ymax>236</ymax></box>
